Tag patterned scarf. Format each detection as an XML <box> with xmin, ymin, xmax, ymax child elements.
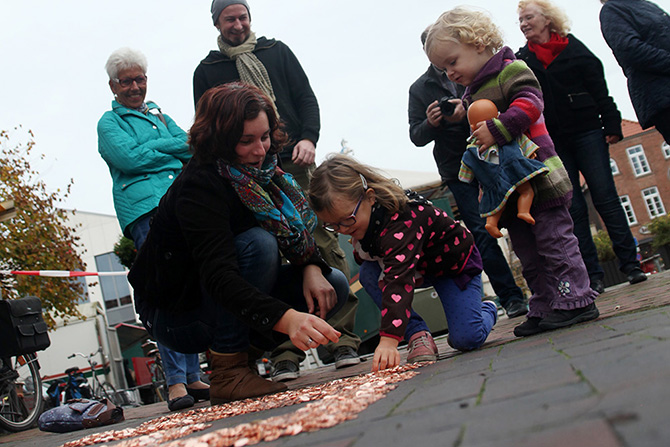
<box><xmin>217</xmin><ymin>154</ymin><xmax>317</xmax><ymax>265</ymax></box>
<box><xmin>218</xmin><ymin>31</ymin><xmax>278</xmax><ymax>110</ymax></box>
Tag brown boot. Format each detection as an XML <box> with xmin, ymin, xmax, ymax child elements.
<box><xmin>209</xmin><ymin>351</ymin><xmax>287</xmax><ymax>405</ymax></box>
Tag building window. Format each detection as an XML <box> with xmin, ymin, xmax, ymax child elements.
<box><xmin>94</xmin><ymin>252</ymin><xmax>132</xmax><ymax>310</ymax></box>
<box><xmin>642</xmin><ymin>187</ymin><xmax>666</xmax><ymax>218</ymax></box>
<box><xmin>627</xmin><ymin>145</ymin><xmax>651</xmax><ymax>176</ymax></box>
<box><xmin>662</xmin><ymin>142</ymin><xmax>670</xmax><ymax>159</ymax></box>
<box><xmin>619</xmin><ymin>195</ymin><xmax>637</xmax><ymax>225</ymax></box>
<box><xmin>610</xmin><ymin>158</ymin><xmax>620</xmax><ymax>175</ymax></box>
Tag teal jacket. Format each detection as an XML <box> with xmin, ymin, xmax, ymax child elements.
<box><xmin>97</xmin><ymin>100</ymin><xmax>191</xmax><ymax>235</ymax></box>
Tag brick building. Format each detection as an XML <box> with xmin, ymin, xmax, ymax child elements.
<box><xmin>586</xmin><ymin>120</ymin><xmax>670</xmax><ymax>264</ymax></box>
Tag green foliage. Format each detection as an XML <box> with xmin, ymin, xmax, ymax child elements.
<box><xmin>1</xmin><ymin>127</ymin><xmax>85</xmax><ymax>327</ymax></box>
<box><xmin>593</xmin><ymin>230</ymin><xmax>616</xmax><ymax>262</ymax></box>
<box><xmin>114</xmin><ymin>236</ymin><xmax>137</xmax><ymax>269</ymax></box>
<box><xmin>648</xmin><ymin>215</ymin><xmax>670</xmax><ymax>249</ymax></box>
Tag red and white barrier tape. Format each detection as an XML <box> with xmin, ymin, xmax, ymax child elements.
<box><xmin>0</xmin><ymin>270</ymin><xmax>128</xmax><ymax>277</ymax></box>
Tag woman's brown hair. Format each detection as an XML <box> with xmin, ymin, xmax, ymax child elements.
<box><xmin>189</xmin><ymin>82</ymin><xmax>288</xmax><ymax>164</ymax></box>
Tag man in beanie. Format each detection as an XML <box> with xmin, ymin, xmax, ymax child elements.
<box><xmin>194</xmin><ymin>0</ymin><xmax>361</xmax><ymax>384</ymax></box>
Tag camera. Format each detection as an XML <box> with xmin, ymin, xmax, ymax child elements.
<box><xmin>438</xmin><ymin>96</ymin><xmax>456</xmax><ymax>116</ymax></box>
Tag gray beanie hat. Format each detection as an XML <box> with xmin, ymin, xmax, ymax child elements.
<box><xmin>211</xmin><ymin>0</ymin><xmax>250</xmax><ymax>25</ymax></box>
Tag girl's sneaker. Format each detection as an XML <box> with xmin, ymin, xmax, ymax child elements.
<box><xmin>407</xmin><ymin>331</ymin><xmax>438</xmax><ymax>363</ymax></box>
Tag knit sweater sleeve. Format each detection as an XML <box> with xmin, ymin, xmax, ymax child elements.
<box><xmin>488</xmin><ymin>61</ymin><xmax>544</xmax><ymax>146</ymax></box>
<box><xmin>458</xmin><ymin>159</ymin><xmax>475</xmax><ymax>183</ymax></box>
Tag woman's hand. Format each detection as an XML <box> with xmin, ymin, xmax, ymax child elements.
<box><xmin>471</xmin><ymin>121</ymin><xmax>496</xmax><ymax>153</ymax></box>
<box><xmin>273</xmin><ymin>309</ymin><xmax>341</xmax><ymax>351</ymax></box>
<box><xmin>302</xmin><ymin>264</ymin><xmax>337</xmax><ymax>319</ymax></box>
<box><xmin>605</xmin><ymin>135</ymin><xmax>621</xmax><ymax>145</ymax></box>
<box><xmin>372</xmin><ymin>336</ymin><xmax>401</xmax><ymax>372</ymax></box>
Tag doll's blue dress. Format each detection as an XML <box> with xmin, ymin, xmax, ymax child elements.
<box><xmin>459</xmin><ymin>137</ymin><xmax>549</xmax><ymax>218</ymax></box>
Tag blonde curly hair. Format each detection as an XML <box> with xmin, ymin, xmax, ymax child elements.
<box><xmin>424</xmin><ymin>7</ymin><xmax>503</xmax><ymax>59</ymax></box>
<box><xmin>517</xmin><ymin>0</ymin><xmax>571</xmax><ymax>37</ymax></box>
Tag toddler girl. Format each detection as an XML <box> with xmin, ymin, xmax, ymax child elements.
<box><xmin>424</xmin><ymin>7</ymin><xmax>599</xmax><ymax>337</ymax></box>
<box><xmin>308</xmin><ymin>154</ymin><xmax>497</xmax><ymax>371</ymax></box>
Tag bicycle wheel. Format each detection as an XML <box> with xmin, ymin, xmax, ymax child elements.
<box><xmin>0</xmin><ymin>353</ymin><xmax>44</xmax><ymax>432</ymax></box>
<box><xmin>100</xmin><ymin>382</ymin><xmax>123</xmax><ymax>406</ymax></box>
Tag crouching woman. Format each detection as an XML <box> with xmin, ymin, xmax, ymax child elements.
<box><xmin>129</xmin><ymin>83</ymin><xmax>348</xmax><ymax>405</ymax></box>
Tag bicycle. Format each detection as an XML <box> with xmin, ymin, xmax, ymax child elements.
<box><xmin>67</xmin><ymin>348</ymin><xmax>122</xmax><ymax>406</ymax></box>
<box><xmin>0</xmin><ymin>353</ymin><xmax>44</xmax><ymax>432</ymax></box>
<box><xmin>141</xmin><ymin>340</ymin><xmax>167</xmax><ymax>402</ymax></box>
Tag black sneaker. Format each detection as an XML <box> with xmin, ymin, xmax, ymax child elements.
<box><xmin>513</xmin><ymin>317</ymin><xmax>543</xmax><ymax>337</ymax></box>
<box><xmin>590</xmin><ymin>279</ymin><xmax>605</xmax><ymax>294</ymax></box>
<box><xmin>333</xmin><ymin>346</ymin><xmax>361</xmax><ymax>369</ymax></box>
<box><xmin>538</xmin><ymin>303</ymin><xmax>600</xmax><ymax>331</ymax></box>
<box><xmin>270</xmin><ymin>360</ymin><xmax>300</xmax><ymax>382</ymax></box>
<box><xmin>627</xmin><ymin>268</ymin><xmax>647</xmax><ymax>285</ymax></box>
<box><xmin>505</xmin><ymin>300</ymin><xmax>529</xmax><ymax>319</ymax></box>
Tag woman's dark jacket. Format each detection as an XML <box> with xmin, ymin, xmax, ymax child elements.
<box><xmin>600</xmin><ymin>0</ymin><xmax>670</xmax><ymax>128</ymax></box>
<box><xmin>128</xmin><ymin>158</ymin><xmax>329</xmax><ymax>334</ymax></box>
<box><xmin>517</xmin><ymin>34</ymin><xmax>622</xmax><ymax>139</ymax></box>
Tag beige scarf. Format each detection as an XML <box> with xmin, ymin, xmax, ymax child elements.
<box><xmin>218</xmin><ymin>31</ymin><xmax>277</xmax><ymax>107</ymax></box>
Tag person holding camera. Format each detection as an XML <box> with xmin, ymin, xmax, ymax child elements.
<box><xmin>408</xmin><ymin>27</ymin><xmax>529</xmax><ymax>337</ymax></box>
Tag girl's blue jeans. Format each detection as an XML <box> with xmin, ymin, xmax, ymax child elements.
<box><xmin>358</xmin><ymin>261</ymin><xmax>496</xmax><ymax>351</ymax></box>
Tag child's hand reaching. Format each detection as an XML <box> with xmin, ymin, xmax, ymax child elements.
<box><xmin>471</xmin><ymin>121</ymin><xmax>496</xmax><ymax>153</ymax></box>
<box><xmin>372</xmin><ymin>336</ymin><xmax>400</xmax><ymax>372</ymax></box>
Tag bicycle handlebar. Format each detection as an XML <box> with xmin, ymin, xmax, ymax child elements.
<box><xmin>68</xmin><ymin>348</ymin><xmax>102</xmax><ymax>362</ymax></box>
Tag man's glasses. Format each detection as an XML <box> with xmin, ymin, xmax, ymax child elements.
<box><xmin>322</xmin><ymin>174</ymin><xmax>368</xmax><ymax>232</ymax></box>
<box><xmin>114</xmin><ymin>75</ymin><xmax>147</xmax><ymax>88</ymax></box>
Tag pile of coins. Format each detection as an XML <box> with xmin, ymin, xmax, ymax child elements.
<box><xmin>62</xmin><ymin>364</ymin><xmax>423</xmax><ymax>447</ymax></box>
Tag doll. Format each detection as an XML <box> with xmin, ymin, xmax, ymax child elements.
<box><xmin>462</xmin><ymin>99</ymin><xmax>548</xmax><ymax>238</ymax></box>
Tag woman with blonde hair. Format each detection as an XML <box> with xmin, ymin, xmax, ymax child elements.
<box><xmin>516</xmin><ymin>0</ymin><xmax>646</xmax><ymax>293</ymax></box>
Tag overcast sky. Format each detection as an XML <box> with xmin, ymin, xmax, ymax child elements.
<box><xmin>2</xmin><ymin>0</ymin><xmax>669</xmax><ymax>216</ymax></box>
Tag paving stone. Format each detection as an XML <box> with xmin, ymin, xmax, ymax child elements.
<box><xmin>483</xmin><ymin>357</ymin><xmax>581</xmax><ymax>403</ymax></box>
<box><xmin>597</xmin><ymin>375</ymin><xmax>670</xmax><ymax>447</ymax></box>
<box><xmin>391</xmin><ymin>372</ymin><xmax>483</xmax><ymax>414</ymax></box>
<box><xmin>569</xmin><ymin>338</ymin><xmax>670</xmax><ymax>392</ymax></box>
<box><xmin>480</xmin><ymin>417</ymin><xmax>623</xmax><ymax>447</ymax></box>
<box><xmin>458</xmin><ymin>383</ymin><xmax>599</xmax><ymax>444</ymax></box>
<box><xmin>555</xmin><ymin>331</ymin><xmax>646</xmax><ymax>359</ymax></box>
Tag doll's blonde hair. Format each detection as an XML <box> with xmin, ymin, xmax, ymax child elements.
<box><xmin>424</xmin><ymin>7</ymin><xmax>503</xmax><ymax>58</ymax></box>
<box><xmin>308</xmin><ymin>154</ymin><xmax>408</xmax><ymax>215</ymax></box>
<box><xmin>517</xmin><ymin>0</ymin><xmax>571</xmax><ymax>37</ymax></box>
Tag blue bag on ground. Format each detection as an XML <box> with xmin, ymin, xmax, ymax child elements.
<box><xmin>38</xmin><ymin>398</ymin><xmax>124</xmax><ymax>433</ymax></box>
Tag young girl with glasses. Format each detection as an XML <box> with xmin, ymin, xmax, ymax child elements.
<box><xmin>309</xmin><ymin>154</ymin><xmax>497</xmax><ymax>371</ymax></box>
